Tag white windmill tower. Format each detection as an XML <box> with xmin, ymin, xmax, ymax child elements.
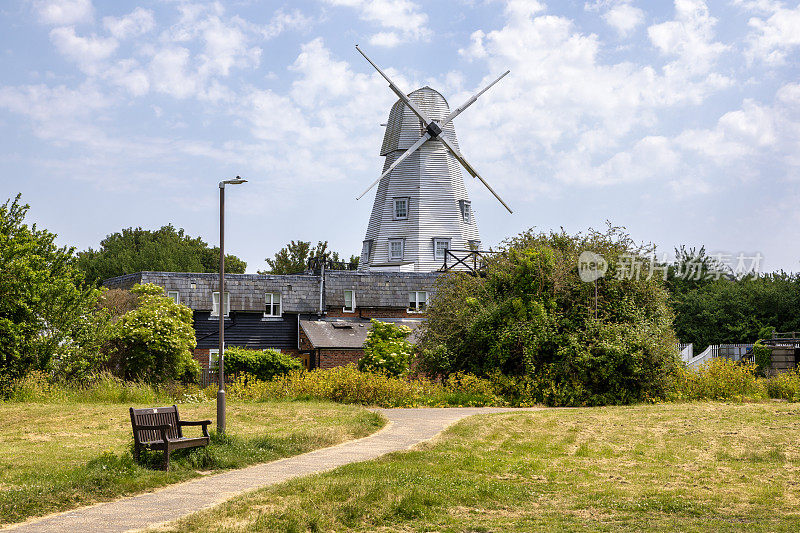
<box><xmin>355</xmin><ymin>46</ymin><xmax>512</xmax><ymax>272</ymax></box>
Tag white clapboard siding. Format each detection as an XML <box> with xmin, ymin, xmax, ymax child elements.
<box><xmin>361</xmin><ymin>87</ymin><xmax>480</xmax><ymax>273</ymax></box>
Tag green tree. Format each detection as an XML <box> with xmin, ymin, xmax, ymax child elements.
<box><xmin>77</xmin><ymin>225</ymin><xmax>246</xmax><ymax>285</ymax></box>
<box><xmin>0</xmin><ymin>195</ymin><xmax>100</xmax><ymax>384</ymax></box>
<box><xmin>420</xmin><ymin>226</ymin><xmax>679</xmax><ymax>406</ymax></box>
<box><xmin>261</xmin><ymin>240</ymin><xmax>358</xmax><ymax>274</ymax></box>
<box><xmin>108</xmin><ymin>283</ymin><xmax>199</xmax><ymax>382</ymax></box>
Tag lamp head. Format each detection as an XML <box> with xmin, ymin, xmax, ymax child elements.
<box><xmin>219</xmin><ymin>176</ymin><xmax>248</xmax><ymax>188</ymax></box>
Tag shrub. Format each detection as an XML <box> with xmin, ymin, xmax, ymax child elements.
<box><xmin>224</xmin><ymin>347</ymin><xmax>303</xmax><ymax>381</ymax></box>
<box><xmin>669</xmin><ymin>358</ymin><xmax>764</xmax><ymax>401</ymax></box>
<box><xmin>108</xmin><ymin>283</ymin><xmax>199</xmax><ymax>383</ymax></box>
<box><xmin>420</xmin><ymin>226</ymin><xmax>680</xmax><ymax>406</ymax></box>
<box><xmin>358</xmin><ymin>320</ymin><xmax>414</xmax><ymax>377</ymax></box>
<box><xmin>765</xmin><ymin>369</ymin><xmax>800</xmax><ymax>401</ymax></box>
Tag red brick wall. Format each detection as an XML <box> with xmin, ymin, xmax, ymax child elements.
<box><xmin>318</xmin><ymin>349</ymin><xmax>363</xmax><ymax>369</ymax></box>
<box><xmin>193</xmin><ymin>348</ymin><xmax>211</xmax><ymax>369</ymax></box>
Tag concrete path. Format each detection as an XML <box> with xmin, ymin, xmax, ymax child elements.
<box><xmin>4</xmin><ymin>407</ymin><xmax>536</xmax><ymax>533</ymax></box>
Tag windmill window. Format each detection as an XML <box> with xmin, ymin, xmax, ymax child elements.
<box><xmin>409</xmin><ymin>291</ymin><xmax>427</xmax><ymax>312</ymax></box>
<box><xmin>211</xmin><ymin>292</ymin><xmax>230</xmax><ymax>317</ymax></box>
<box><xmin>344</xmin><ymin>290</ymin><xmax>356</xmax><ymax>313</ymax></box>
<box><xmin>393</xmin><ymin>198</ymin><xmax>408</xmax><ymax>220</ymax></box>
<box><xmin>361</xmin><ymin>240</ymin><xmax>373</xmax><ymax>262</ymax></box>
<box><xmin>459</xmin><ymin>200</ymin><xmax>471</xmax><ymax>223</ymax></box>
<box><xmin>434</xmin><ymin>238</ymin><xmax>451</xmax><ymax>260</ymax></box>
<box><xmin>167</xmin><ymin>290</ymin><xmax>180</xmax><ymax>304</ymax></box>
<box><xmin>265</xmin><ymin>292</ymin><xmax>282</xmax><ymax>317</ymax></box>
<box><xmin>389</xmin><ymin>239</ymin><xmax>404</xmax><ymax>261</ymax></box>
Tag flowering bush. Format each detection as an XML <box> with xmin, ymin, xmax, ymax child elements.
<box><xmin>668</xmin><ymin>358</ymin><xmax>764</xmax><ymax>401</ymax></box>
<box><xmin>108</xmin><ymin>283</ymin><xmax>199</xmax><ymax>383</ymax></box>
<box><xmin>765</xmin><ymin>369</ymin><xmax>800</xmax><ymax>401</ymax></box>
<box><xmin>358</xmin><ymin>320</ymin><xmax>414</xmax><ymax>377</ymax></box>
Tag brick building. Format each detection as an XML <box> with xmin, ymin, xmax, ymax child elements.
<box><xmin>103</xmin><ymin>270</ymin><xmax>437</xmax><ymax>370</ymax></box>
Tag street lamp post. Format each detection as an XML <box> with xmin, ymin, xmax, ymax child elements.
<box><xmin>218</xmin><ymin>176</ymin><xmax>247</xmax><ymax>434</ymax></box>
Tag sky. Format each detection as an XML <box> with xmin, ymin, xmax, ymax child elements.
<box><xmin>1</xmin><ymin>0</ymin><xmax>799</xmax><ymax>274</ymax></box>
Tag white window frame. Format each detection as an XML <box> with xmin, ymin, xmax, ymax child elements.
<box><xmin>167</xmin><ymin>290</ymin><xmax>180</xmax><ymax>304</ymax></box>
<box><xmin>459</xmin><ymin>200</ymin><xmax>471</xmax><ymax>223</ymax></box>
<box><xmin>211</xmin><ymin>292</ymin><xmax>230</xmax><ymax>317</ymax></box>
<box><xmin>361</xmin><ymin>240</ymin><xmax>373</xmax><ymax>262</ymax></box>
<box><xmin>409</xmin><ymin>291</ymin><xmax>428</xmax><ymax>313</ymax></box>
<box><xmin>209</xmin><ymin>349</ymin><xmax>219</xmax><ymax>368</ymax></box>
<box><xmin>264</xmin><ymin>292</ymin><xmax>282</xmax><ymax>317</ymax></box>
<box><xmin>393</xmin><ymin>197</ymin><xmax>409</xmax><ymax>220</ymax></box>
<box><xmin>389</xmin><ymin>239</ymin><xmax>405</xmax><ymax>261</ymax></box>
<box><xmin>434</xmin><ymin>238</ymin><xmax>451</xmax><ymax>260</ymax></box>
<box><xmin>343</xmin><ymin>290</ymin><xmax>356</xmax><ymax>313</ymax></box>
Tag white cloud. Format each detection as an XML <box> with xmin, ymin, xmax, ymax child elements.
<box><xmin>49</xmin><ymin>26</ymin><xmax>117</xmax><ymax>74</ymax></box>
<box><xmin>744</xmin><ymin>4</ymin><xmax>800</xmax><ymax>65</ymax></box>
<box><xmin>585</xmin><ymin>1</ymin><xmax>644</xmax><ymax>37</ymax></box>
<box><xmin>104</xmin><ymin>59</ymin><xmax>149</xmax><ymax>96</ymax></box>
<box><xmin>102</xmin><ymin>7</ymin><xmax>155</xmax><ymax>40</ymax></box>
<box><xmin>148</xmin><ymin>47</ymin><xmax>198</xmax><ymax>99</ymax></box>
<box><xmin>604</xmin><ymin>3</ymin><xmax>645</xmax><ymax>36</ymax></box>
<box><xmin>324</xmin><ymin>0</ymin><xmax>431</xmax><ymax>46</ymax></box>
<box><xmin>647</xmin><ymin>0</ymin><xmax>729</xmax><ymax>76</ymax></box>
<box><xmin>33</xmin><ymin>0</ymin><xmax>93</xmax><ymax>26</ymax></box>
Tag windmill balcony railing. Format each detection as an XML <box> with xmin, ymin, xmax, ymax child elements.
<box><xmin>441</xmin><ymin>249</ymin><xmax>499</xmax><ymax>275</ymax></box>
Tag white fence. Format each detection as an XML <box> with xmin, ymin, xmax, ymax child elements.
<box><xmin>683</xmin><ymin>343</ymin><xmax>754</xmax><ymax>369</ymax></box>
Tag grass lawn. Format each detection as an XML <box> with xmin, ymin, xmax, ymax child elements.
<box><xmin>162</xmin><ymin>402</ymin><xmax>800</xmax><ymax>532</ymax></box>
<box><xmin>0</xmin><ymin>400</ymin><xmax>384</xmax><ymax>525</ymax></box>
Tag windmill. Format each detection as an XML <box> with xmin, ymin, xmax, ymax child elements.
<box><xmin>355</xmin><ymin>45</ymin><xmax>512</xmax><ymax>272</ymax></box>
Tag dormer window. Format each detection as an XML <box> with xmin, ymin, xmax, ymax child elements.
<box><xmin>393</xmin><ymin>198</ymin><xmax>408</xmax><ymax>220</ymax></box>
<box><xmin>361</xmin><ymin>240</ymin><xmax>373</xmax><ymax>262</ymax></box>
<box><xmin>265</xmin><ymin>292</ymin><xmax>282</xmax><ymax>317</ymax></box>
<box><xmin>459</xmin><ymin>200</ymin><xmax>471</xmax><ymax>223</ymax></box>
<box><xmin>211</xmin><ymin>292</ymin><xmax>230</xmax><ymax>317</ymax></box>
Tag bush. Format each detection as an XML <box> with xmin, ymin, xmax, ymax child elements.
<box><xmin>108</xmin><ymin>283</ymin><xmax>198</xmax><ymax>383</ymax></box>
<box><xmin>420</xmin><ymin>226</ymin><xmax>680</xmax><ymax>406</ymax></box>
<box><xmin>765</xmin><ymin>369</ymin><xmax>800</xmax><ymax>401</ymax></box>
<box><xmin>358</xmin><ymin>320</ymin><xmax>414</xmax><ymax>377</ymax></box>
<box><xmin>669</xmin><ymin>358</ymin><xmax>764</xmax><ymax>401</ymax></box>
<box><xmin>224</xmin><ymin>347</ymin><xmax>303</xmax><ymax>381</ymax></box>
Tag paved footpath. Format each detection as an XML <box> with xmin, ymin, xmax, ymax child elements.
<box><xmin>4</xmin><ymin>407</ymin><xmax>537</xmax><ymax>533</ymax></box>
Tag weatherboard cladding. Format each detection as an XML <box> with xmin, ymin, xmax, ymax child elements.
<box><xmin>363</xmin><ymin>87</ymin><xmax>480</xmax><ymax>272</ymax></box>
<box><xmin>102</xmin><ymin>271</ymin><xmax>439</xmax><ymax>312</ymax></box>
<box><xmin>194</xmin><ymin>311</ymin><xmax>297</xmax><ymax>350</ymax></box>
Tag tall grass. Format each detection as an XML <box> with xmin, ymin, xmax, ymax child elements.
<box><xmin>228</xmin><ymin>365</ymin><xmax>504</xmax><ymax>408</ymax></box>
<box><xmin>4</xmin><ymin>371</ymin><xmax>173</xmax><ymax>404</ymax></box>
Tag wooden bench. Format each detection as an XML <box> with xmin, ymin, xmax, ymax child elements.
<box><xmin>129</xmin><ymin>405</ymin><xmax>211</xmax><ymax>471</ymax></box>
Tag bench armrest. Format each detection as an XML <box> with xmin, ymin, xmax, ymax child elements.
<box><xmin>179</xmin><ymin>419</ymin><xmax>211</xmax><ymax>437</ymax></box>
<box><xmin>178</xmin><ymin>420</ymin><xmax>211</xmax><ymax>426</ymax></box>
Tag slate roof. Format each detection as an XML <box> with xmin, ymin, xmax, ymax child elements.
<box><xmin>299</xmin><ymin>318</ymin><xmax>424</xmax><ymax>349</ymax></box>
<box><xmin>102</xmin><ymin>271</ymin><xmax>439</xmax><ymax>313</ymax></box>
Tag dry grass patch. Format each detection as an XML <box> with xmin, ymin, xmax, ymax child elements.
<box><xmin>0</xmin><ymin>400</ymin><xmax>383</xmax><ymax>525</ymax></box>
<box><xmin>161</xmin><ymin>402</ymin><xmax>800</xmax><ymax>532</ymax></box>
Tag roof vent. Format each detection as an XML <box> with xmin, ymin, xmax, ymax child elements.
<box><xmin>332</xmin><ymin>321</ymin><xmax>352</xmax><ymax>329</ymax></box>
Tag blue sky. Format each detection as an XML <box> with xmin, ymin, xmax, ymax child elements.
<box><xmin>1</xmin><ymin>0</ymin><xmax>799</xmax><ymax>273</ymax></box>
